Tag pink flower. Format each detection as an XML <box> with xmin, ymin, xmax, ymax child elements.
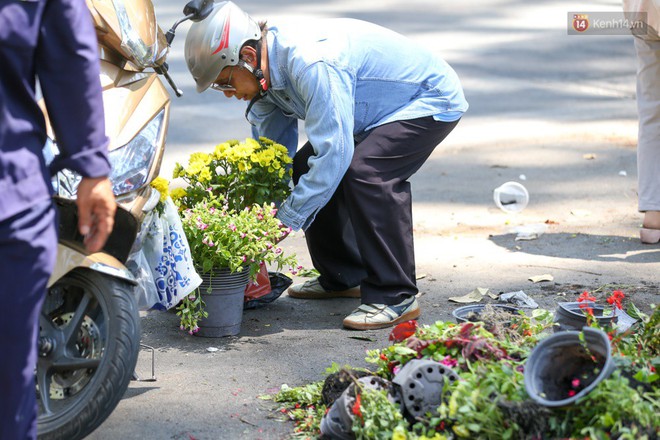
<box><xmin>392</xmin><ymin>365</ymin><xmax>401</xmax><ymax>375</ymax></box>
<box><xmin>440</xmin><ymin>355</ymin><xmax>458</xmax><ymax>368</ymax></box>
<box><xmin>229</xmin><ymin>223</ymin><xmax>237</xmax><ymax>232</ymax></box>
<box><xmin>571</xmin><ymin>378</ymin><xmax>580</xmax><ymax>388</ymax></box>
<box><xmin>257</xmin><ymin>214</ymin><xmax>264</xmax><ymax>220</ymax></box>
<box><xmin>240</xmin><ymin>232</ymin><xmax>246</xmax><ymax>238</ymax></box>
<box><xmin>271</xmin><ymin>209</ymin><xmax>278</xmax><ymax>216</ymax></box>
<box><xmin>275</xmin><ymin>247</ymin><xmax>283</xmax><ymax>254</ymax></box>
<box><xmin>242</xmin><ymin>255</ymin><xmax>247</xmax><ymax>262</ymax></box>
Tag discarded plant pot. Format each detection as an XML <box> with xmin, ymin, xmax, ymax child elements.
<box><xmin>320</xmin><ymin>376</ymin><xmax>399</xmax><ymax>440</ymax></box>
<box><xmin>493</xmin><ymin>181</ymin><xmax>529</xmax><ymax>213</ymax></box>
<box><xmin>553</xmin><ymin>302</ymin><xmax>617</xmax><ymax>333</ymax></box>
<box><xmin>524</xmin><ymin>327</ymin><xmax>615</xmax><ymax>408</ymax></box>
<box><xmin>392</xmin><ymin>359</ymin><xmax>460</xmax><ymax>421</ymax></box>
<box><xmin>452</xmin><ymin>304</ymin><xmax>521</xmax><ymax>325</ymax></box>
<box><xmin>196</xmin><ymin>269</ymin><xmax>250</xmax><ymax>337</ymax></box>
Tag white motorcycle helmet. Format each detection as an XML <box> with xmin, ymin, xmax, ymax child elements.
<box><xmin>184</xmin><ymin>1</ymin><xmax>261</xmax><ymax>93</ymax></box>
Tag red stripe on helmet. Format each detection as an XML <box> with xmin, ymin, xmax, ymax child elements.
<box><xmin>212</xmin><ymin>15</ymin><xmax>231</xmax><ymax>55</ymax></box>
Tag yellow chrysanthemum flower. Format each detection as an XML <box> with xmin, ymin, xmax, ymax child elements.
<box><xmin>213</xmin><ymin>142</ymin><xmax>229</xmax><ymax>159</ymax></box>
<box><xmin>170</xmin><ymin>187</ymin><xmax>187</xmax><ymax>201</ymax></box>
<box><xmin>150</xmin><ymin>176</ymin><xmax>169</xmax><ymax>202</ymax></box>
<box><xmin>187</xmin><ymin>152</ymin><xmax>212</xmax><ymax>175</ymax></box>
<box><xmin>198</xmin><ymin>166</ymin><xmax>212</xmax><ymax>183</ymax></box>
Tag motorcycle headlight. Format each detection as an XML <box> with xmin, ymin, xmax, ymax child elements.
<box><xmin>108</xmin><ymin>109</ymin><xmax>165</xmax><ymax>195</ymax></box>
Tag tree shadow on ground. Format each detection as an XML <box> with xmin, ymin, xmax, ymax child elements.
<box><xmin>138</xmin><ymin>295</ymin><xmax>364</xmax><ymax>353</ymax></box>
<box><xmin>489</xmin><ymin>232</ymin><xmax>660</xmax><ymax>264</ymax></box>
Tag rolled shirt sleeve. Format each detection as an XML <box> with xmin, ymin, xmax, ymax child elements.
<box><xmin>38</xmin><ymin>0</ymin><xmax>110</xmax><ymax>178</ymax></box>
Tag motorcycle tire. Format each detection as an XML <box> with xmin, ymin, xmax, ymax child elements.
<box><xmin>37</xmin><ymin>269</ymin><xmax>140</xmax><ymax>440</ymax></box>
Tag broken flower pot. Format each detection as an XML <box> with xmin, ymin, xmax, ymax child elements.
<box><xmin>553</xmin><ymin>302</ymin><xmax>617</xmax><ymax>333</ymax></box>
<box><xmin>524</xmin><ymin>327</ymin><xmax>615</xmax><ymax>408</ymax></box>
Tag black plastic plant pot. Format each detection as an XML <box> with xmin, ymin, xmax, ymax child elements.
<box><xmin>553</xmin><ymin>302</ymin><xmax>617</xmax><ymax>333</ymax></box>
<box><xmin>452</xmin><ymin>304</ymin><xmax>521</xmax><ymax>325</ymax></box>
<box><xmin>524</xmin><ymin>327</ymin><xmax>615</xmax><ymax>408</ymax></box>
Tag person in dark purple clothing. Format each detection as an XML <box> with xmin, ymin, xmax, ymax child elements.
<box><xmin>0</xmin><ymin>0</ymin><xmax>116</xmax><ymax>438</ymax></box>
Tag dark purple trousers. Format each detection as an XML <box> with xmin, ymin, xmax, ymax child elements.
<box><xmin>0</xmin><ymin>200</ymin><xmax>57</xmax><ymax>440</ymax></box>
<box><xmin>293</xmin><ymin>116</ymin><xmax>459</xmax><ymax>306</ymax></box>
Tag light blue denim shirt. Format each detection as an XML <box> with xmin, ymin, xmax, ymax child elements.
<box><xmin>249</xmin><ymin>18</ymin><xmax>468</xmax><ymax>231</ymax></box>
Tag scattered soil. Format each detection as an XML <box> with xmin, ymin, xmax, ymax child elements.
<box><xmin>463</xmin><ymin>304</ymin><xmax>522</xmax><ymax>341</ymax></box>
<box><xmin>321</xmin><ymin>369</ymin><xmax>370</xmax><ymax>406</ymax></box>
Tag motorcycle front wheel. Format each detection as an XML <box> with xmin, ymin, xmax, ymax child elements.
<box><xmin>37</xmin><ymin>269</ymin><xmax>140</xmax><ymax>440</ymax></box>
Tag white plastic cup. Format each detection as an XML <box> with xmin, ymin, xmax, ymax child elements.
<box><xmin>493</xmin><ymin>181</ymin><xmax>529</xmax><ymax>213</ymax></box>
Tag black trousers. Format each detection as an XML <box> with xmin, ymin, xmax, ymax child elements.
<box><xmin>292</xmin><ymin>116</ymin><xmax>459</xmax><ymax>305</ymax></box>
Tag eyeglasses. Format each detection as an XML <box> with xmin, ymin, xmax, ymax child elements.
<box><xmin>210</xmin><ymin>66</ymin><xmax>236</xmax><ymax>92</ymax></box>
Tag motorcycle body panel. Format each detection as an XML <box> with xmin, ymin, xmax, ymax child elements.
<box><xmin>47</xmin><ymin>243</ymin><xmax>135</xmax><ymax>289</ymax></box>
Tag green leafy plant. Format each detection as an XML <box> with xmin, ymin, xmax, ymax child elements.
<box><xmin>180</xmin><ymin>195</ymin><xmax>295</xmax><ymax>277</ymax></box>
<box><xmin>175</xmin><ymin>196</ymin><xmax>297</xmax><ymax>333</ymax></box>
<box><xmin>268</xmin><ymin>293</ymin><xmax>659</xmax><ymax>439</ymax></box>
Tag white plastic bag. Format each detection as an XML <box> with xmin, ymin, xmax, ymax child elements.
<box><xmin>125</xmin><ymin>248</ymin><xmax>160</xmax><ymax>311</ymax></box>
<box><xmin>142</xmin><ymin>197</ymin><xmax>202</xmax><ymax>310</ymax></box>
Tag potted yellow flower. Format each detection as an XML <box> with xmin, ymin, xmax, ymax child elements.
<box><xmin>172</xmin><ymin>137</ymin><xmax>293</xmax><ymax>211</ymax></box>
<box><xmin>172</xmin><ymin>137</ymin><xmax>296</xmax><ymax>337</ymax></box>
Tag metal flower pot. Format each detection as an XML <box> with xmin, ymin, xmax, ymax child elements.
<box><xmin>196</xmin><ymin>269</ymin><xmax>250</xmax><ymax>337</ymax></box>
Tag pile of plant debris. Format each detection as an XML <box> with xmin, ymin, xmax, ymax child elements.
<box><xmin>266</xmin><ymin>294</ymin><xmax>659</xmax><ymax>440</ymax></box>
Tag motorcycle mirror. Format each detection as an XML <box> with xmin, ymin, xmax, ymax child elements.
<box><xmin>164</xmin><ymin>0</ymin><xmax>214</xmax><ymax>46</ymax></box>
<box><xmin>183</xmin><ymin>0</ymin><xmax>215</xmax><ymax>22</ymax></box>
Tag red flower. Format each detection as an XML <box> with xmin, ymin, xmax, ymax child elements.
<box><xmin>577</xmin><ymin>291</ymin><xmax>596</xmax><ymax>303</ymax></box>
<box><xmin>379</xmin><ymin>353</ymin><xmax>388</xmax><ymax>361</ymax></box>
<box><xmin>606</xmin><ymin>290</ymin><xmax>625</xmax><ymax>310</ymax></box>
<box><xmin>577</xmin><ymin>291</ymin><xmax>596</xmax><ymax>315</ymax></box>
<box><xmin>352</xmin><ymin>393</ymin><xmax>363</xmax><ymax>419</ymax></box>
<box><xmin>568</xmin><ymin>390</ymin><xmax>576</xmax><ymax>397</ymax></box>
<box><xmin>389</xmin><ymin>320</ymin><xmax>418</xmax><ymax>342</ymax></box>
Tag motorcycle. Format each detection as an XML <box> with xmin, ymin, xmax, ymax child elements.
<box><xmin>37</xmin><ymin>0</ymin><xmax>213</xmax><ymax>438</ymax></box>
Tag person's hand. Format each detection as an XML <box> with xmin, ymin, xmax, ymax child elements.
<box><xmin>76</xmin><ymin>177</ymin><xmax>116</xmax><ymax>253</ymax></box>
